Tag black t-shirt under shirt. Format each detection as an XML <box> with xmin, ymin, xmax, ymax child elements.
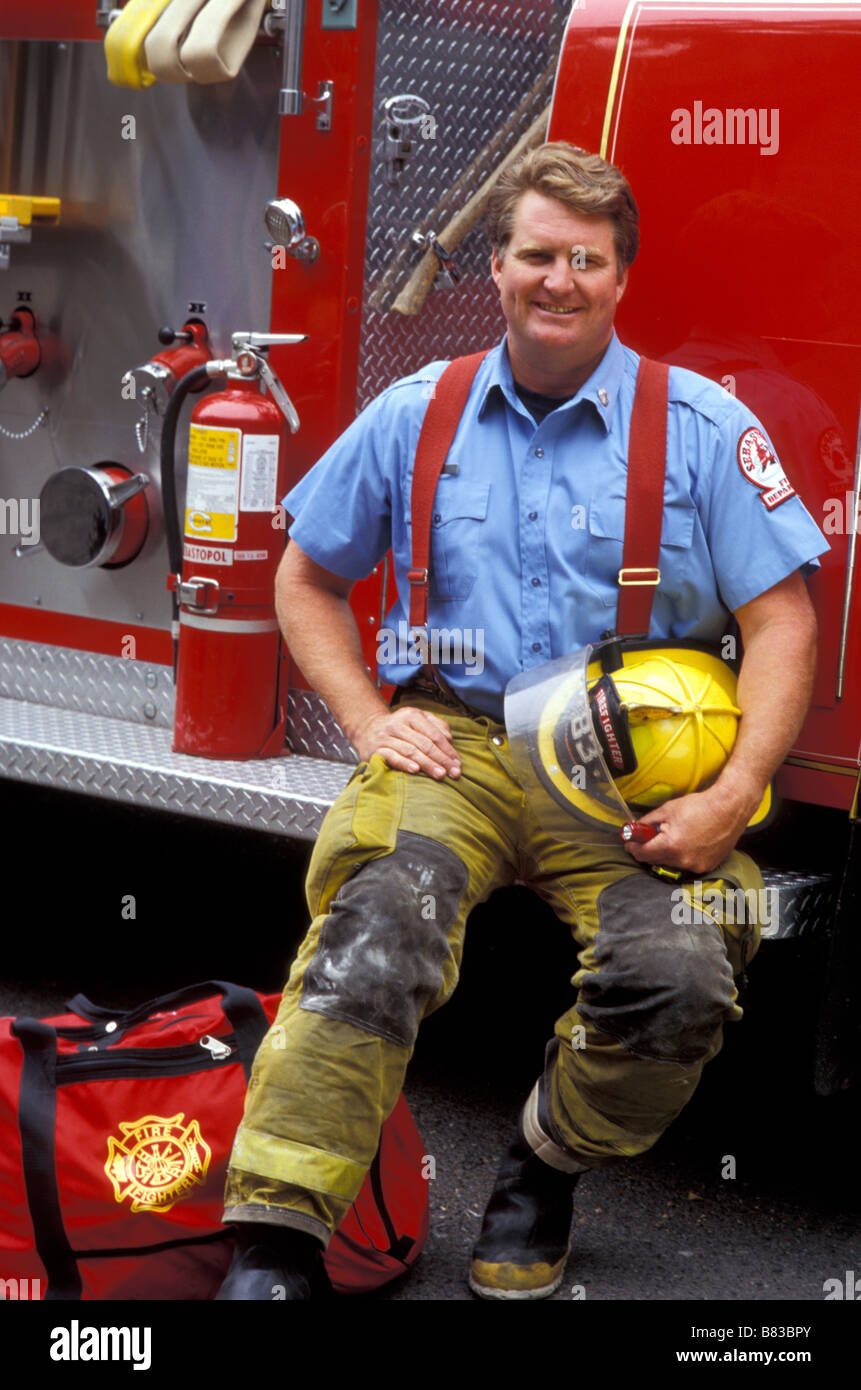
<box><xmin>513</xmin><ymin>380</ymin><xmax>575</xmax><ymax>425</ymax></box>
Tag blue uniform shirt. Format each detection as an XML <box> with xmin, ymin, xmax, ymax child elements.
<box><xmin>283</xmin><ymin>333</ymin><xmax>828</xmax><ymax>720</ymax></box>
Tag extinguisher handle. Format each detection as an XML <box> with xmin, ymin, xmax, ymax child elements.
<box><xmin>620</xmin><ymin>821</ymin><xmax>660</xmax><ymax>844</ymax></box>
<box><xmin>256</xmin><ymin>354</ymin><xmax>301</xmax><ymax>434</ymax></box>
<box><xmin>231</xmin><ymin>332</ymin><xmax>307</xmax><ymax>349</ymax></box>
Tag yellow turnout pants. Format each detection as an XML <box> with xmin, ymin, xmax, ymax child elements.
<box><xmin>223</xmin><ymin>692</ymin><xmax>762</xmax><ymax>1247</ymax></box>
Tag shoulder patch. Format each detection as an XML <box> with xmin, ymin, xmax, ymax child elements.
<box><xmin>736</xmin><ymin>426</ymin><xmax>796</xmax><ymax>510</ymax></box>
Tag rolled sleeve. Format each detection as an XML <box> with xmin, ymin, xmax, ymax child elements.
<box><xmin>282</xmin><ymin>394</ymin><xmax>395</xmax><ymax>580</ymax></box>
<box><xmin>693</xmin><ymin>400</ymin><xmax>829</xmax><ymax>612</ymax></box>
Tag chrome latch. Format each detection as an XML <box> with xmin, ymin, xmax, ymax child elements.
<box><xmin>383</xmin><ymin>94</ymin><xmax>432</xmax><ymax>184</ymax></box>
<box><xmin>179</xmin><ymin>576</ymin><xmax>220</xmax><ymax>614</ymax></box>
<box><xmin>314</xmin><ymin>80</ymin><xmax>334</xmax><ymax>132</ymax></box>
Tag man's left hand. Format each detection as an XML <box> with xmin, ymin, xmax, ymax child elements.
<box><xmin>622</xmin><ymin>783</ymin><xmax>754</xmax><ymax>875</ymax></box>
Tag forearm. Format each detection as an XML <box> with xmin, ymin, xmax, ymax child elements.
<box><xmin>276</xmin><ymin>542</ymin><xmax>461</xmax><ymax>774</ymax></box>
<box><xmin>275</xmin><ymin>570</ymin><xmax>388</xmax><ymax>750</ymax></box>
<box><xmin>627</xmin><ymin>573</ymin><xmax>817</xmax><ymax>872</ymax></box>
<box><xmin>713</xmin><ymin>603</ymin><xmax>817</xmax><ymax>823</ymax></box>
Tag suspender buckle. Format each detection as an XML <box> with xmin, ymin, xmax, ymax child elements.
<box><xmin>618</xmin><ymin>567</ymin><xmax>660</xmax><ymax>587</ymax></box>
<box><xmin>407</xmin><ymin>568</ymin><xmax>429</xmax><ymax>585</ymax></box>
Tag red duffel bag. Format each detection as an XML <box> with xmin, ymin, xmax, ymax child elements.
<box><xmin>0</xmin><ymin>980</ymin><xmax>428</xmax><ymax>1300</ymax></box>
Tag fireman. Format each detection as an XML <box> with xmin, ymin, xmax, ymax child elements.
<box><xmin>217</xmin><ymin>143</ymin><xmax>827</xmax><ymax>1300</ymax></box>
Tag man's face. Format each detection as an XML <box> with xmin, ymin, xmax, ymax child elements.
<box><xmin>491</xmin><ymin>191</ymin><xmax>628</xmax><ymax>390</ymax></box>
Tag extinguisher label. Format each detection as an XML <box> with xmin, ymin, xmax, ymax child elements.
<box><xmin>185</xmin><ymin>424</ymin><xmax>241</xmax><ymax>541</ymax></box>
<box><xmin>240</xmin><ymin>434</ymin><xmax>280</xmax><ymax>512</ymax></box>
<box><xmin>183</xmin><ymin>542</ymin><xmax>234</xmax><ymax>566</ymax></box>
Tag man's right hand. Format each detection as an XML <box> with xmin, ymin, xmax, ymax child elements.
<box><xmin>353</xmin><ymin>706</ymin><xmax>462</xmax><ymax>779</ymax></box>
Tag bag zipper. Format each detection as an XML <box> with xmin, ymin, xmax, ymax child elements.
<box><xmin>55</xmin><ymin>1033</ymin><xmax>238</xmax><ymax>1083</ymax></box>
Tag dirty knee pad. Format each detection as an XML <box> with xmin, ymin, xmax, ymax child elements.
<box><xmin>577</xmin><ymin>874</ymin><xmax>737</xmax><ymax>1064</ymax></box>
<box><xmin>299</xmin><ymin>830</ymin><xmax>469</xmax><ymax>1047</ymax></box>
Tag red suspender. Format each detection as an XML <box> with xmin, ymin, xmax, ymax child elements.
<box><xmin>615</xmin><ymin>357</ymin><xmax>670</xmax><ymax>636</ymax></box>
<box><xmin>408</xmin><ymin>352</ymin><xmax>670</xmax><ymax>638</ymax></box>
<box><xmin>408</xmin><ymin>351</ymin><xmax>489</xmax><ymax>629</ymax></box>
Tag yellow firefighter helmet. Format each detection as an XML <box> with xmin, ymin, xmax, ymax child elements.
<box><xmin>588</xmin><ymin>652</ymin><xmax>741</xmax><ymax>807</ymax></box>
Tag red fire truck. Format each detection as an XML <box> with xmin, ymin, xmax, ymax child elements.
<box><xmin>1</xmin><ymin>1</ymin><xmax>859</xmax><ymax>1087</ymax></box>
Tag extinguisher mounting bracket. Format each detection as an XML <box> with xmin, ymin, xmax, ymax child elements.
<box><xmin>169</xmin><ymin>574</ymin><xmax>220</xmax><ymax>615</ymax></box>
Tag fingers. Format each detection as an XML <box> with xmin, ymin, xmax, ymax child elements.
<box><xmin>362</xmin><ymin>708</ymin><xmax>462</xmax><ymax>778</ymax></box>
<box><xmin>621</xmin><ymin>807</ymin><xmax>730</xmax><ymax>875</ymax></box>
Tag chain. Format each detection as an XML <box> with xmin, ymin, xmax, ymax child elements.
<box><xmin>135</xmin><ymin>412</ymin><xmax>149</xmax><ymax>453</ymax></box>
<box><xmin>0</xmin><ymin>407</ymin><xmax>49</xmax><ymax>440</ymax></box>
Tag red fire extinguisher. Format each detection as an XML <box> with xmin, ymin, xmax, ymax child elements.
<box><xmin>164</xmin><ymin>331</ymin><xmax>305</xmax><ymax>759</ymax></box>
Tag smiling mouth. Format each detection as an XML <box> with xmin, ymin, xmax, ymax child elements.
<box><xmin>533</xmin><ymin>302</ymin><xmax>581</xmax><ymax>315</ymax></box>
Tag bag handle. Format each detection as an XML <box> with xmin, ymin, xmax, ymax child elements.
<box><xmin>64</xmin><ymin>980</ymin><xmax>269</xmax><ymax>1080</ymax></box>
<box><xmin>11</xmin><ymin>1018</ymin><xmax>82</xmax><ymax>1300</ymax></box>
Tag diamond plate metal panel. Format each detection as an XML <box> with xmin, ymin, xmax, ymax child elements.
<box><xmin>0</xmin><ymin>638</ymin><xmax>175</xmax><ymax>728</ymax></box>
<box><xmin>0</xmin><ymin>697</ymin><xmax>352</xmax><ymax>840</ymax></box>
<box><xmin>359</xmin><ymin>0</ymin><xmax>564</xmax><ymax>406</ymax></box>
<box><xmin>286</xmin><ymin>688</ymin><xmax>358</xmax><ymax>763</ymax></box>
<box><xmin>759</xmin><ymin>870</ymin><xmax>839</xmax><ymax>941</ymax></box>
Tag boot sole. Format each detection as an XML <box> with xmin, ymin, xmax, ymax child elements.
<box><xmin>468</xmin><ymin>1268</ymin><xmax>565</xmax><ymax>1301</ymax></box>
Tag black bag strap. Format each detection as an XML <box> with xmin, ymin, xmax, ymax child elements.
<box><xmin>11</xmin><ymin>1018</ymin><xmax>82</xmax><ymax>1300</ymax></box>
<box><xmin>65</xmin><ymin>980</ymin><xmax>269</xmax><ymax>1080</ymax></box>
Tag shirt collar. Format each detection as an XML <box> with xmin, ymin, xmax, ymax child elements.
<box><xmin>478</xmin><ymin>331</ymin><xmax>626</xmax><ymax>434</ymax></box>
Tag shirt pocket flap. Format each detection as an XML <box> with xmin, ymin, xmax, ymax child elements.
<box><xmin>431</xmin><ymin>482</ymin><xmax>491</xmax><ymax>526</ymax></box>
<box><xmin>589</xmin><ymin>496</ymin><xmax>695</xmax><ymax>549</ymax></box>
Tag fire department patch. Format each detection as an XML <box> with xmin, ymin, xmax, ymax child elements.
<box><xmin>105</xmin><ymin>1113</ymin><xmax>212</xmax><ymax>1215</ymax></box>
<box><xmin>736</xmin><ymin>426</ymin><xmax>796</xmax><ymax>510</ymax></box>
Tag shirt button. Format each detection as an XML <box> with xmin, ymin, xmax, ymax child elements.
<box><xmin>433</xmin><ymin>512</ymin><xmax>441</xmax><ymax>522</ymax></box>
<box><xmin>598</xmin><ymin>388</ymin><xmax>609</xmax><ymax>406</ymax></box>
<box><xmin>531</xmin><ymin>577</ymin><xmax>541</xmax><ymax>587</ymax></box>
<box><xmin>534</xmin><ymin>447</ymin><xmax>545</xmax><ymax>458</ymax></box>
<box><xmin>491</xmin><ymin>734</ymin><xmax>505</xmax><ymax>747</ymax></box>
<box><xmin>528</xmin><ymin>510</ymin><xmax>538</xmax><ymax>521</ymax></box>
<box><xmin>532</xmin><ymin>642</ymin><xmax>541</xmax><ymax>652</ymax></box>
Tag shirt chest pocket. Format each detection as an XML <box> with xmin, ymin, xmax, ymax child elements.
<box><xmin>585</xmin><ymin>496</ymin><xmax>696</xmax><ymax>606</ymax></box>
<box><xmin>428</xmin><ymin>482</ymin><xmax>490</xmax><ymax>601</ymax></box>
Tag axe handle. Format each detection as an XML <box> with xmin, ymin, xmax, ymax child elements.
<box><xmin>391</xmin><ymin>104</ymin><xmax>550</xmax><ymax>317</ymax></box>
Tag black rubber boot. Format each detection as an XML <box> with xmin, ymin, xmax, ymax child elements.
<box><xmin>469</xmin><ymin>1125</ymin><xmax>581</xmax><ymax>1300</ymax></box>
<box><xmin>215</xmin><ymin>1224</ymin><xmax>326</xmax><ymax>1301</ymax></box>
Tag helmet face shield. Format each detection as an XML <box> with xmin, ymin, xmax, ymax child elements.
<box><xmin>505</xmin><ymin>646</ymin><xmax>635</xmax><ymax>835</ymax></box>
<box><xmin>505</xmin><ymin>642</ymin><xmax>771</xmax><ymax>839</ymax></box>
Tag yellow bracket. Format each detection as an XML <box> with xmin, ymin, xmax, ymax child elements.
<box><xmin>104</xmin><ymin>0</ymin><xmax>174</xmax><ymax>89</ymax></box>
<box><xmin>0</xmin><ymin>195</ymin><xmax>61</xmax><ymax>226</ymax></box>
